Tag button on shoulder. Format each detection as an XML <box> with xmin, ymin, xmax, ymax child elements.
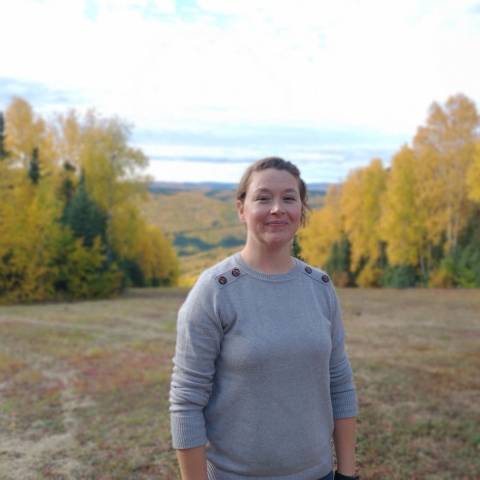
<box><xmin>213</xmin><ymin>266</ymin><xmax>245</xmax><ymax>289</ymax></box>
<box><xmin>300</xmin><ymin>262</ymin><xmax>332</xmax><ymax>287</ymax></box>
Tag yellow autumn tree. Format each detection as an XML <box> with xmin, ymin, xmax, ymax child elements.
<box><xmin>3</xmin><ymin>98</ymin><xmax>59</xmax><ymax>218</ymax></box>
<box><xmin>341</xmin><ymin>167</ymin><xmax>364</xmax><ymax>271</ymax></box>
<box><xmin>297</xmin><ymin>95</ymin><xmax>479</xmax><ymax>289</ymax></box>
<box><xmin>0</xmin><ymin>112</ymin><xmax>14</xmax><ymax>272</ymax></box>
<box><xmin>4</xmin><ymin>96</ymin><xmax>57</xmax><ymax>177</ymax></box>
<box><xmin>47</xmin><ymin>226</ymin><xmax>121</xmax><ymax>300</ymax></box>
<box><xmin>380</xmin><ymin>145</ymin><xmax>429</xmax><ymax>275</ymax></box>
<box><xmin>0</xmin><ymin>97</ymin><xmax>178</xmax><ymax>303</ymax></box>
<box><xmin>4</xmin><ymin>96</ymin><xmax>44</xmax><ymax>168</ymax></box>
<box><xmin>341</xmin><ymin>158</ymin><xmax>387</xmax><ymax>286</ymax></box>
<box><xmin>0</xmin><ymin>179</ymin><xmax>60</xmax><ymax>303</ymax></box>
<box><xmin>362</xmin><ymin>158</ymin><xmax>387</xmax><ymax>262</ymax></box>
<box><xmin>52</xmin><ymin>109</ymin><xmax>84</xmax><ymax>169</ymax></box>
<box><xmin>135</xmin><ymin>224</ymin><xmax>179</xmax><ymax>286</ymax></box>
<box><xmin>467</xmin><ymin>141</ymin><xmax>480</xmax><ymax>203</ymax></box>
<box><xmin>0</xmin><ymin>176</ymin><xmax>16</xmax><ymax>300</ymax></box>
<box><xmin>413</xmin><ymin>94</ymin><xmax>479</xmax><ymax>252</ymax></box>
<box><xmin>60</xmin><ymin>108</ymin><xmax>180</xmax><ymax>289</ymax></box>
<box><xmin>298</xmin><ymin>184</ymin><xmax>343</xmax><ymax>268</ymax></box>
<box><xmin>80</xmin><ymin>110</ymin><xmax>149</xmax><ymax>265</ymax></box>
<box><xmin>0</xmin><ymin>99</ymin><xmax>62</xmax><ymax>302</ymax></box>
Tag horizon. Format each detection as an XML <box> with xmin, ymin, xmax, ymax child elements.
<box><xmin>147</xmin><ymin>179</ymin><xmax>332</xmax><ymax>189</ymax></box>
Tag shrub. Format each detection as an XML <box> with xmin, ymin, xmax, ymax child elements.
<box><xmin>356</xmin><ymin>264</ymin><xmax>382</xmax><ymax>287</ymax></box>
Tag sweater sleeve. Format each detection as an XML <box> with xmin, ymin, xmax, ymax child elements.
<box><xmin>169</xmin><ymin>272</ymin><xmax>224</xmax><ymax>449</ymax></box>
<box><xmin>328</xmin><ymin>286</ymin><xmax>358</xmax><ymax>419</ymax></box>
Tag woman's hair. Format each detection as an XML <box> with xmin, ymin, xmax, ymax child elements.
<box><xmin>236</xmin><ymin>157</ymin><xmax>311</xmax><ymax>226</ymax></box>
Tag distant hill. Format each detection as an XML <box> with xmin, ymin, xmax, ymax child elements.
<box><xmin>307</xmin><ymin>182</ymin><xmax>332</xmax><ymax>192</ymax></box>
<box><xmin>147</xmin><ymin>181</ymin><xmax>332</xmax><ymax>194</ymax></box>
<box><xmin>147</xmin><ymin>181</ymin><xmax>238</xmax><ymax>194</ymax></box>
<box><xmin>142</xmin><ymin>182</ymin><xmax>328</xmax><ymax>285</ymax></box>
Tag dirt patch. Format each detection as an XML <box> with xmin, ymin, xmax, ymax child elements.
<box><xmin>0</xmin><ymin>363</ymin><xmax>87</xmax><ymax>480</ymax></box>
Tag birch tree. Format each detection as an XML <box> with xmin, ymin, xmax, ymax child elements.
<box><xmin>298</xmin><ymin>184</ymin><xmax>343</xmax><ymax>268</ymax></box>
<box><xmin>413</xmin><ymin>94</ymin><xmax>479</xmax><ymax>252</ymax></box>
<box><xmin>380</xmin><ymin>145</ymin><xmax>429</xmax><ymax>275</ymax></box>
<box><xmin>4</xmin><ymin>97</ymin><xmax>51</xmax><ymax>170</ymax></box>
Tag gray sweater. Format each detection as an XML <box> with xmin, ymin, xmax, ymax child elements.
<box><xmin>170</xmin><ymin>253</ymin><xmax>357</xmax><ymax>480</ymax></box>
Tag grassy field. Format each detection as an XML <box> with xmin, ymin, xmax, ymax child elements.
<box><xmin>0</xmin><ymin>288</ymin><xmax>479</xmax><ymax>479</ymax></box>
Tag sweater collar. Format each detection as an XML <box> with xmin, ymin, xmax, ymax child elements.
<box><xmin>234</xmin><ymin>253</ymin><xmax>301</xmax><ymax>282</ymax></box>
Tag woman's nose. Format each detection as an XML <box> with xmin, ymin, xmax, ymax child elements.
<box><xmin>270</xmin><ymin>201</ymin><xmax>285</xmax><ymax>213</ymax></box>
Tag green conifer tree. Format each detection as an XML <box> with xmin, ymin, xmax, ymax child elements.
<box><xmin>28</xmin><ymin>147</ymin><xmax>40</xmax><ymax>184</ymax></box>
<box><xmin>60</xmin><ymin>162</ymin><xmax>77</xmax><ymax>206</ymax></box>
<box><xmin>291</xmin><ymin>235</ymin><xmax>304</xmax><ymax>261</ymax></box>
<box><xmin>380</xmin><ymin>264</ymin><xmax>418</xmax><ymax>288</ymax></box>
<box><xmin>62</xmin><ymin>171</ymin><xmax>107</xmax><ymax>248</ymax></box>
<box><xmin>454</xmin><ymin>207</ymin><xmax>480</xmax><ymax>287</ymax></box>
<box><xmin>325</xmin><ymin>235</ymin><xmax>353</xmax><ymax>286</ymax></box>
<box><xmin>0</xmin><ymin>112</ymin><xmax>7</xmax><ymax>161</ymax></box>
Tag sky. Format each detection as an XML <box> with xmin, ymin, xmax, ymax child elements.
<box><xmin>1</xmin><ymin>0</ymin><xmax>480</xmax><ymax>184</ymax></box>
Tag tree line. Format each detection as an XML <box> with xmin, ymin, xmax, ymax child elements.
<box><xmin>299</xmin><ymin>94</ymin><xmax>480</xmax><ymax>288</ymax></box>
<box><xmin>0</xmin><ymin>96</ymin><xmax>179</xmax><ymax>304</ymax></box>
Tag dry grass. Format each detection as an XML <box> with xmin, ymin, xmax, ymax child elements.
<box><xmin>342</xmin><ymin>289</ymin><xmax>480</xmax><ymax>480</ymax></box>
<box><xmin>0</xmin><ymin>289</ymin><xmax>185</xmax><ymax>480</ymax></box>
<box><xmin>0</xmin><ymin>288</ymin><xmax>479</xmax><ymax>479</ymax></box>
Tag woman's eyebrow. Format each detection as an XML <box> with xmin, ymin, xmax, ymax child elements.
<box><xmin>252</xmin><ymin>187</ymin><xmax>298</xmax><ymax>194</ymax></box>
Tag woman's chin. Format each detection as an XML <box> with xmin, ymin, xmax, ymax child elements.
<box><xmin>262</xmin><ymin>234</ymin><xmax>295</xmax><ymax>248</ymax></box>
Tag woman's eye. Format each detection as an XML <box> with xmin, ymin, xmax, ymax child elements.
<box><xmin>284</xmin><ymin>196</ymin><xmax>296</xmax><ymax>201</ymax></box>
<box><xmin>258</xmin><ymin>196</ymin><xmax>270</xmax><ymax>201</ymax></box>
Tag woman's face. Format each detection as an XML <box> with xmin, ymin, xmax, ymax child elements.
<box><xmin>237</xmin><ymin>168</ymin><xmax>302</xmax><ymax>250</ymax></box>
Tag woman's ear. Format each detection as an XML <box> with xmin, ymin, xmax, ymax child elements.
<box><xmin>236</xmin><ymin>200</ymin><xmax>245</xmax><ymax>223</ymax></box>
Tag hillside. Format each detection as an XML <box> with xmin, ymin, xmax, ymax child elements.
<box><xmin>142</xmin><ymin>183</ymin><xmax>327</xmax><ymax>284</ymax></box>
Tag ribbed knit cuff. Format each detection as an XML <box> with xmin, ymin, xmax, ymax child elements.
<box><xmin>331</xmin><ymin>389</ymin><xmax>358</xmax><ymax>419</ymax></box>
<box><xmin>170</xmin><ymin>411</ymin><xmax>208</xmax><ymax>449</ymax></box>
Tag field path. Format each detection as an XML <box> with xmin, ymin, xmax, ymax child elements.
<box><xmin>0</xmin><ymin>348</ymin><xmax>87</xmax><ymax>479</ymax></box>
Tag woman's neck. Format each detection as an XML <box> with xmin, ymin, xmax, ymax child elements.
<box><xmin>240</xmin><ymin>243</ymin><xmax>296</xmax><ymax>274</ymax></box>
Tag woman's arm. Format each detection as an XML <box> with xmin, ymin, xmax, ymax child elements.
<box><xmin>333</xmin><ymin>416</ymin><xmax>357</xmax><ymax>476</ymax></box>
<box><xmin>176</xmin><ymin>445</ymin><xmax>208</xmax><ymax>480</ymax></box>
<box><xmin>328</xmin><ymin>285</ymin><xmax>358</xmax><ymax>476</ymax></box>
<box><xmin>170</xmin><ymin>274</ymin><xmax>223</xmax><ymax>457</ymax></box>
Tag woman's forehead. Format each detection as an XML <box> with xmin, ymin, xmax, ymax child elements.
<box><xmin>247</xmin><ymin>169</ymin><xmax>299</xmax><ymax>190</ymax></box>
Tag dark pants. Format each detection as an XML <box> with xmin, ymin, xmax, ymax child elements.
<box><xmin>319</xmin><ymin>471</ymin><xmax>333</xmax><ymax>480</ymax></box>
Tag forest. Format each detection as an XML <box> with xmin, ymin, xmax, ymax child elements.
<box><xmin>1</xmin><ymin>93</ymin><xmax>479</xmax><ymax>299</ymax></box>
<box><xmin>299</xmin><ymin>94</ymin><xmax>480</xmax><ymax>288</ymax></box>
<box><xmin>0</xmin><ymin>97</ymin><xmax>179</xmax><ymax>304</ymax></box>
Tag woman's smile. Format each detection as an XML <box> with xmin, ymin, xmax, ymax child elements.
<box><xmin>266</xmin><ymin>221</ymin><xmax>288</xmax><ymax>227</ymax></box>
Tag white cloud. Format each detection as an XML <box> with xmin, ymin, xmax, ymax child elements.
<box><xmin>2</xmin><ymin>0</ymin><xmax>480</xmax><ymax>181</ymax></box>
<box><xmin>146</xmin><ymin>159</ymin><xmax>250</xmax><ymax>183</ymax></box>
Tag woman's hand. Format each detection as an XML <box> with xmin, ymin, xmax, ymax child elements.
<box><xmin>333</xmin><ymin>416</ymin><xmax>357</xmax><ymax>477</ymax></box>
<box><xmin>176</xmin><ymin>445</ymin><xmax>208</xmax><ymax>480</ymax></box>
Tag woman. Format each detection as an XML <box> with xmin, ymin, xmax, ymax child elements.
<box><xmin>170</xmin><ymin>157</ymin><xmax>358</xmax><ymax>480</ymax></box>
